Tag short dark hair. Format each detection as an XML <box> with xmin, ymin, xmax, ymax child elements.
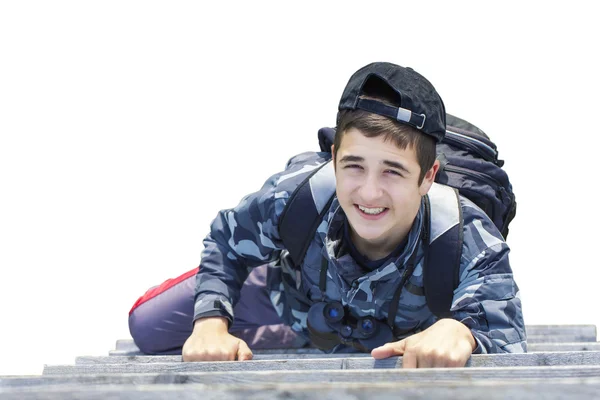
<box><xmin>334</xmin><ymin>95</ymin><xmax>437</xmax><ymax>185</ymax></box>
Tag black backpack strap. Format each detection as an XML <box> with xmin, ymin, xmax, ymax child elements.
<box><xmin>423</xmin><ymin>184</ymin><xmax>464</xmax><ymax>318</ymax></box>
<box><xmin>279</xmin><ymin>160</ymin><xmax>336</xmax><ymax>266</ymax></box>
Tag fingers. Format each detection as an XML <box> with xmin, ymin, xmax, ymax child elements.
<box><xmin>371</xmin><ymin>339</ymin><xmax>406</xmax><ymax>360</ymax></box>
<box><xmin>401</xmin><ymin>349</ymin><xmax>417</xmax><ymax>368</ymax></box>
<box><xmin>236</xmin><ymin>339</ymin><xmax>253</xmax><ymax>361</ymax></box>
<box><xmin>182</xmin><ymin>335</ymin><xmax>236</xmax><ymax>362</ymax></box>
<box><xmin>371</xmin><ymin>334</ymin><xmax>469</xmax><ymax>368</ymax></box>
<box><xmin>388</xmin><ymin>321</ymin><xmax>473</xmax><ymax>368</ymax></box>
<box><xmin>182</xmin><ymin>334</ymin><xmax>254</xmax><ymax>362</ymax></box>
<box><xmin>402</xmin><ymin>347</ymin><xmax>469</xmax><ymax>369</ymax></box>
<box><xmin>182</xmin><ymin>346</ymin><xmax>236</xmax><ymax>362</ymax></box>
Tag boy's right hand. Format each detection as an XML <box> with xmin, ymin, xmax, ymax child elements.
<box><xmin>182</xmin><ymin>316</ymin><xmax>253</xmax><ymax>362</ymax></box>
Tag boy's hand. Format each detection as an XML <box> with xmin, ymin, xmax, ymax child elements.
<box><xmin>371</xmin><ymin>318</ymin><xmax>476</xmax><ymax>368</ymax></box>
<box><xmin>182</xmin><ymin>317</ymin><xmax>253</xmax><ymax>362</ymax></box>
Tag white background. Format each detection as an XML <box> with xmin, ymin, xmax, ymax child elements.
<box><xmin>1</xmin><ymin>1</ymin><xmax>598</xmax><ymax>375</ymax></box>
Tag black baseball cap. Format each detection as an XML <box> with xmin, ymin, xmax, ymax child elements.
<box><xmin>338</xmin><ymin>62</ymin><xmax>446</xmax><ymax>142</ymax></box>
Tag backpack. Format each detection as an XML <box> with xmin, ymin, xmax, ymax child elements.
<box><xmin>279</xmin><ymin>114</ymin><xmax>516</xmax><ymax>318</ymax></box>
<box><xmin>437</xmin><ymin>114</ymin><xmax>516</xmax><ymax>239</ymax></box>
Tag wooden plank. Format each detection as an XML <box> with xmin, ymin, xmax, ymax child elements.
<box><xmin>2</xmin><ymin>379</ymin><xmax>600</xmax><ymax>400</ymax></box>
<box><xmin>77</xmin><ymin>351</ymin><xmax>600</xmax><ymax>366</ymax></box>
<box><xmin>528</xmin><ymin>342</ymin><xmax>600</xmax><ymax>352</ymax></box>
<box><xmin>108</xmin><ymin>349</ymin><xmax>145</xmax><ymax>356</ymax></box>
<box><xmin>47</xmin><ymin>351</ymin><xmax>600</xmax><ymax>375</ymax></box>
<box><xmin>344</xmin><ymin>351</ymin><xmax>600</xmax><ymax>368</ymax></box>
<box><xmin>78</xmin><ymin>353</ymin><xmax>370</xmax><ymax>364</ymax></box>
<box><xmin>528</xmin><ymin>335</ymin><xmax>596</xmax><ymax>343</ymax></box>
<box><xmin>45</xmin><ymin>358</ymin><xmax>345</xmax><ymax>374</ymax></box>
<box><xmin>5</xmin><ymin>366</ymin><xmax>600</xmax><ymax>387</ymax></box>
<box><xmin>525</xmin><ymin>325</ymin><xmax>596</xmax><ymax>337</ymax></box>
<box><xmin>114</xmin><ymin>339</ymin><xmax>143</xmax><ymax>353</ymax></box>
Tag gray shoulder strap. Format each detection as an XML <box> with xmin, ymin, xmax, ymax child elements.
<box><xmin>279</xmin><ymin>161</ymin><xmax>336</xmax><ymax>266</ymax></box>
<box><xmin>424</xmin><ymin>183</ymin><xmax>464</xmax><ymax>318</ymax></box>
<box><xmin>427</xmin><ymin>183</ymin><xmax>461</xmax><ymax>243</ymax></box>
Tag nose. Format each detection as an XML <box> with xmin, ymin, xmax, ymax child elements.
<box><xmin>358</xmin><ymin>173</ymin><xmax>383</xmax><ymax>204</ymax></box>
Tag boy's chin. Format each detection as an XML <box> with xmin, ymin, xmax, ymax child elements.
<box><xmin>350</xmin><ymin>227</ymin><xmax>387</xmax><ymax>243</ymax></box>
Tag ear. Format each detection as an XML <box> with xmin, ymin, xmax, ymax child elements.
<box><xmin>418</xmin><ymin>159</ymin><xmax>440</xmax><ymax>196</ymax></box>
<box><xmin>331</xmin><ymin>144</ymin><xmax>336</xmax><ymax>171</ymax></box>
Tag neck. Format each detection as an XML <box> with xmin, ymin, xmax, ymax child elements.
<box><xmin>349</xmin><ymin>225</ymin><xmax>411</xmax><ymax>261</ymax></box>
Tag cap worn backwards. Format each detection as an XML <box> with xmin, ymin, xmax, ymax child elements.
<box><xmin>338</xmin><ymin>62</ymin><xmax>447</xmax><ymax>142</ymax></box>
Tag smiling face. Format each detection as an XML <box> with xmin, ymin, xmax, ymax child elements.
<box><xmin>333</xmin><ymin>127</ymin><xmax>439</xmax><ymax>260</ymax></box>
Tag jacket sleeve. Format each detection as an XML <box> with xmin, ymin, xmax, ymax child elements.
<box><xmin>192</xmin><ymin>152</ymin><xmax>327</xmax><ymax>327</ymax></box>
<box><xmin>192</xmin><ymin>174</ymin><xmax>287</xmax><ymax>326</ymax></box>
<box><xmin>451</xmin><ymin>201</ymin><xmax>527</xmax><ymax>354</ymax></box>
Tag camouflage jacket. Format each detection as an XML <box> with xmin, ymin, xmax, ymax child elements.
<box><xmin>193</xmin><ymin>151</ymin><xmax>527</xmax><ymax>354</ymax></box>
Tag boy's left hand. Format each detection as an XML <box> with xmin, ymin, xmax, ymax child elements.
<box><xmin>371</xmin><ymin>318</ymin><xmax>476</xmax><ymax>368</ymax></box>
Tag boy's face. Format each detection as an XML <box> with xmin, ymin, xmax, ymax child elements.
<box><xmin>333</xmin><ymin>128</ymin><xmax>438</xmax><ymax>254</ymax></box>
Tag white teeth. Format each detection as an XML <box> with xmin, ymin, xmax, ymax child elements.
<box><xmin>358</xmin><ymin>205</ymin><xmax>385</xmax><ymax>215</ymax></box>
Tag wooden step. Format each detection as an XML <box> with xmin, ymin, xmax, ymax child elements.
<box><xmin>2</xmin><ymin>379</ymin><xmax>600</xmax><ymax>400</ymax></box>
<box><xmin>4</xmin><ymin>326</ymin><xmax>598</xmax><ymax>399</ymax></box>
<box><xmin>528</xmin><ymin>342</ymin><xmax>600</xmax><ymax>352</ymax></box>
<box><xmin>4</xmin><ymin>365</ymin><xmax>600</xmax><ymax>387</ymax></box>
<box><xmin>77</xmin><ymin>353</ymin><xmax>370</xmax><ymax>364</ymax></box>
<box><xmin>525</xmin><ymin>325</ymin><xmax>596</xmax><ymax>337</ymax></box>
<box><xmin>528</xmin><ymin>335</ymin><xmax>597</xmax><ymax>343</ymax></box>
<box><xmin>65</xmin><ymin>351</ymin><xmax>600</xmax><ymax>372</ymax></box>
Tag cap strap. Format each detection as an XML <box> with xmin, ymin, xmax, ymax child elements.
<box><xmin>356</xmin><ymin>98</ymin><xmax>426</xmax><ymax>130</ymax></box>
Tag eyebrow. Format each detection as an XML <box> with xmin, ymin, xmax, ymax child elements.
<box><xmin>383</xmin><ymin>160</ymin><xmax>410</xmax><ymax>173</ymax></box>
<box><xmin>338</xmin><ymin>155</ymin><xmax>410</xmax><ymax>173</ymax></box>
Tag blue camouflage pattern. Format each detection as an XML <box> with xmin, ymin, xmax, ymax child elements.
<box><xmin>194</xmin><ymin>151</ymin><xmax>527</xmax><ymax>354</ymax></box>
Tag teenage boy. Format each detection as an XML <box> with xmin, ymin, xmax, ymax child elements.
<box><xmin>128</xmin><ymin>62</ymin><xmax>526</xmax><ymax>368</ymax></box>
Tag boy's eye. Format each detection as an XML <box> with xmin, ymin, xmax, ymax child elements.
<box><xmin>344</xmin><ymin>164</ymin><xmax>363</xmax><ymax>170</ymax></box>
<box><xmin>385</xmin><ymin>169</ymin><xmax>403</xmax><ymax>177</ymax></box>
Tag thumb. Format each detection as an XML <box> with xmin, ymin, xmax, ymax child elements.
<box><xmin>236</xmin><ymin>339</ymin><xmax>253</xmax><ymax>361</ymax></box>
<box><xmin>371</xmin><ymin>339</ymin><xmax>406</xmax><ymax>359</ymax></box>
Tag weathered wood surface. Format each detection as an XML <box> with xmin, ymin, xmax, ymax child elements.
<box><xmin>525</xmin><ymin>325</ymin><xmax>596</xmax><ymax>337</ymax></box>
<box><xmin>68</xmin><ymin>351</ymin><xmax>600</xmax><ymax>372</ymax></box>
<box><xmin>109</xmin><ymin>349</ymin><xmax>148</xmax><ymax>356</ymax></box>
<box><xmin>4</xmin><ymin>366</ymin><xmax>600</xmax><ymax>387</ymax></box>
<box><xmin>2</xmin><ymin>379</ymin><xmax>600</xmax><ymax>400</ymax></box>
<box><xmin>45</xmin><ymin>358</ymin><xmax>345</xmax><ymax>374</ymax></box>
<box><xmin>78</xmin><ymin>354</ymin><xmax>369</xmax><ymax>364</ymax></box>
<box><xmin>80</xmin><ymin>349</ymin><xmax>600</xmax><ymax>364</ymax></box>
<box><xmin>528</xmin><ymin>335</ymin><xmax>597</xmax><ymax>343</ymax></box>
<box><xmin>528</xmin><ymin>342</ymin><xmax>600</xmax><ymax>352</ymax></box>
